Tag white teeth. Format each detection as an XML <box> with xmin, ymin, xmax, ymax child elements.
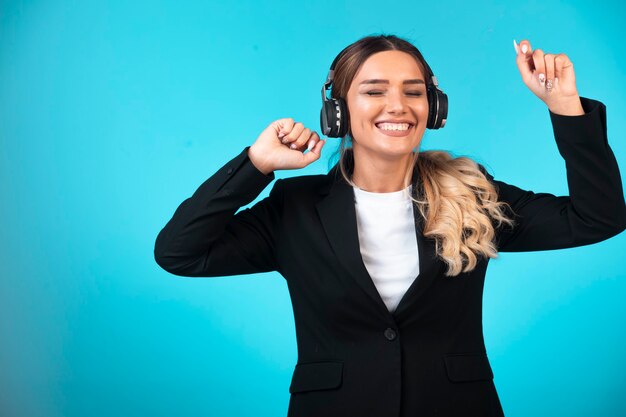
<box><xmin>376</xmin><ymin>122</ymin><xmax>411</xmax><ymax>131</ymax></box>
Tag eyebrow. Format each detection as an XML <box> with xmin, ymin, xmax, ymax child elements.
<box><xmin>359</xmin><ymin>79</ymin><xmax>425</xmax><ymax>85</ymax></box>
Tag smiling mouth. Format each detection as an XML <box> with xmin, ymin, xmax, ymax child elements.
<box><xmin>375</xmin><ymin>122</ymin><xmax>413</xmax><ymax>131</ymax></box>
<box><xmin>375</xmin><ymin>122</ymin><xmax>414</xmax><ymax>137</ymax></box>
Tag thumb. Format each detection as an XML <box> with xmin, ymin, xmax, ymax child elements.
<box><xmin>301</xmin><ymin>139</ymin><xmax>326</xmax><ymax>167</ymax></box>
<box><xmin>555</xmin><ymin>53</ymin><xmax>575</xmax><ymax>83</ymax></box>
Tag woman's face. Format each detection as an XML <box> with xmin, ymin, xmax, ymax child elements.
<box><xmin>346</xmin><ymin>50</ymin><xmax>429</xmax><ymax>160</ymax></box>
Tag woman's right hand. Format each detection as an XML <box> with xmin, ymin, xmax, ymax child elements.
<box><xmin>247</xmin><ymin>118</ymin><xmax>326</xmax><ymax>175</ymax></box>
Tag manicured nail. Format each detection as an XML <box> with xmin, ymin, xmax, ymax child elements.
<box><xmin>513</xmin><ymin>39</ymin><xmax>520</xmax><ymax>55</ymax></box>
<box><xmin>307</xmin><ymin>140</ymin><xmax>314</xmax><ymax>151</ymax></box>
<box><xmin>290</xmin><ymin>143</ymin><xmax>297</xmax><ymax>149</ymax></box>
<box><xmin>538</xmin><ymin>73</ymin><xmax>545</xmax><ymax>86</ymax></box>
<box><xmin>521</xmin><ymin>43</ymin><xmax>528</xmax><ymax>54</ymax></box>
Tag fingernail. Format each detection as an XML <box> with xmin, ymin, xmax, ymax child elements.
<box><xmin>290</xmin><ymin>143</ymin><xmax>297</xmax><ymax>149</ymax></box>
<box><xmin>307</xmin><ymin>141</ymin><xmax>313</xmax><ymax>152</ymax></box>
<box><xmin>538</xmin><ymin>73</ymin><xmax>545</xmax><ymax>86</ymax></box>
<box><xmin>278</xmin><ymin>132</ymin><xmax>285</xmax><ymax>138</ymax></box>
<box><xmin>521</xmin><ymin>43</ymin><xmax>528</xmax><ymax>54</ymax></box>
<box><xmin>513</xmin><ymin>39</ymin><xmax>520</xmax><ymax>55</ymax></box>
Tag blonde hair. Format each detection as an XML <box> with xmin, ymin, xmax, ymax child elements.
<box><xmin>332</xmin><ymin>146</ymin><xmax>515</xmax><ymax>277</ymax></box>
<box><xmin>328</xmin><ymin>34</ymin><xmax>516</xmax><ymax>276</ymax></box>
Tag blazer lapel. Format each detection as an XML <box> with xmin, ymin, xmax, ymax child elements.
<box><xmin>316</xmin><ymin>163</ymin><xmax>442</xmax><ymax>321</ymax></box>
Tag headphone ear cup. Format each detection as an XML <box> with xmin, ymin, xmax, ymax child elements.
<box><xmin>426</xmin><ymin>86</ymin><xmax>436</xmax><ymax>129</ymax></box>
<box><xmin>320</xmin><ymin>102</ymin><xmax>332</xmax><ymax>136</ymax></box>
<box><xmin>427</xmin><ymin>87</ymin><xmax>448</xmax><ymax>129</ymax></box>
<box><xmin>335</xmin><ymin>97</ymin><xmax>349</xmax><ymax>137</ymax></box>
<box><xmin>437</xmin><ymin>91</ymin><xmax>448</xmax><ymax>128</ymax></box>
<box><xmin>321</xmin><ymin>97</ymin><xmax>350</xmax><ymax>137</ymax></box>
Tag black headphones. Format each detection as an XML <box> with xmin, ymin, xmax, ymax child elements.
<box><xmin>320</xmin><ymin>46</ymin><xmax>448</xmax><ymax>137</ymax></box>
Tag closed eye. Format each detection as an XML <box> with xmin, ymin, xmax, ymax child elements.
<box><xmin>365</xmin><ymin>91</ymin><xmax>424</xmax><ymax>96</ymax></box>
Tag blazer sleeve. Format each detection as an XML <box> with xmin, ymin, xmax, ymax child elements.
<box><xmin>482</xmin><ymin>97</ymin><xmax>626</xmax><ymax>252</ymax></box>
<box><xmin>154</xmin><ymin>146</ymin><xmax>284</xmax><ymax>277</ymax></box>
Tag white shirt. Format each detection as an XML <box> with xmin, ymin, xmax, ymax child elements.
<box><xmin>353</xmin><ymin>184</ymin><xmax>420</xmax><ymax>313</ymax></box>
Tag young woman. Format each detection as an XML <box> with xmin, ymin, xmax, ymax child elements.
<box><xmin>154</xmin><ymin>34</ymin><xmax>626</xmax><ymax>417</ymax></box>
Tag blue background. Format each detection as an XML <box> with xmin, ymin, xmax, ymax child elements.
<box><xmin>1</xmin><ymin>1</ymin><xmax>625</xmax><ymax>416</ymax></box>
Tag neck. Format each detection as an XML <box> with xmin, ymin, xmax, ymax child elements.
<box><xmin>350</xmin><ymin>148</ymin><xmax>416</xmax><ymax>193</ymax></box>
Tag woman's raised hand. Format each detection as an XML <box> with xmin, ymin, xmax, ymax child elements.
<box><xmin>248</xmin><ymin>118</ymin><xmax>326</xmax><ymax>175</ymax></box>
<box><xmin>514</xmin><ymin>39</ymin><xmax>584</xmax><ymax>115</ymax></box>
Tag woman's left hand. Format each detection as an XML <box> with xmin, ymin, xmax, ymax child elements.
<box><xmin>514</xmin><ymin>39</ymin><xmax>584</xmax><ymax>115</ymax></box>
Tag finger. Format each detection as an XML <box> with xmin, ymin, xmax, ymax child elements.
<box><xmin>532</xmin><ymin>48</ymin><xmax>546</xmax><ymax>88</ymax></box>
<box><xmin>282</xmin><ymin>122</ymin><xmax>305</xmax><ymax>144</ymax></box>
<box><xmin>290</xmin><ymin>127</ymin><xmax>312</xmax><ymax>150</ymax></box>
<box><xmin>544</xmin><ymin>53</ymin><xmax>555</xmax><ymax>88</ymax></box>
<box><xmin>276</xmin><ymin>118</ymin><xmax>295</xmax><ymax>139</ymax></box>
<box><xmin>516</xmin><ymin>40</ymin><xmax>535</xmax><ymax>83</ymax></box>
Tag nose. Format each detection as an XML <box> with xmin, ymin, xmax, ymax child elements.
<box><xmin>385</xmin><ymin>89</ymin><xmax>407</xmax><ymax>114</ymax></box>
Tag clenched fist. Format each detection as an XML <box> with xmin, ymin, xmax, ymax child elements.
<box><xmin>248</xmin><ymin>118</ymin><xmax>326</xmax><ymax>175</ymax></box>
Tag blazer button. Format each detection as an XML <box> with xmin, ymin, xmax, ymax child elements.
<box><xmin>227</xmin><ymin>167</ymin><xmax>234</xmax><ymax>174</ymax></box>
<box><xmin>384</xmin><ymin>328</ymin><xmax>397</xmax><ymax>341</ymax></box>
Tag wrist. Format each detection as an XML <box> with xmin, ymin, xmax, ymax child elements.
<box><xmin>247</xmin><ymin>146</ymin><xmax>274</xmax><ymax>176</ymax></box>
<box><xmin>548</xmin><ymin>96</ymin><xmax>585</xmax><ymax>116</ymax></box>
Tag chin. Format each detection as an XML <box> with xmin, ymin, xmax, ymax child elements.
<box><xmin>372</xmin><ymin>145</ymin><xmax>417</xmax><ymax>161</ymax></box>
<box><xmin>353</xmin><ymin>130</ymin><xmax>420</xmax><ymax>157</ymax></box>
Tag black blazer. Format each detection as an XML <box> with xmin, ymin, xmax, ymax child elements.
<box><xmin>154</xmin><ymin>97</ymin><xmax>626</xmax><ymax>417</ymax></box>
